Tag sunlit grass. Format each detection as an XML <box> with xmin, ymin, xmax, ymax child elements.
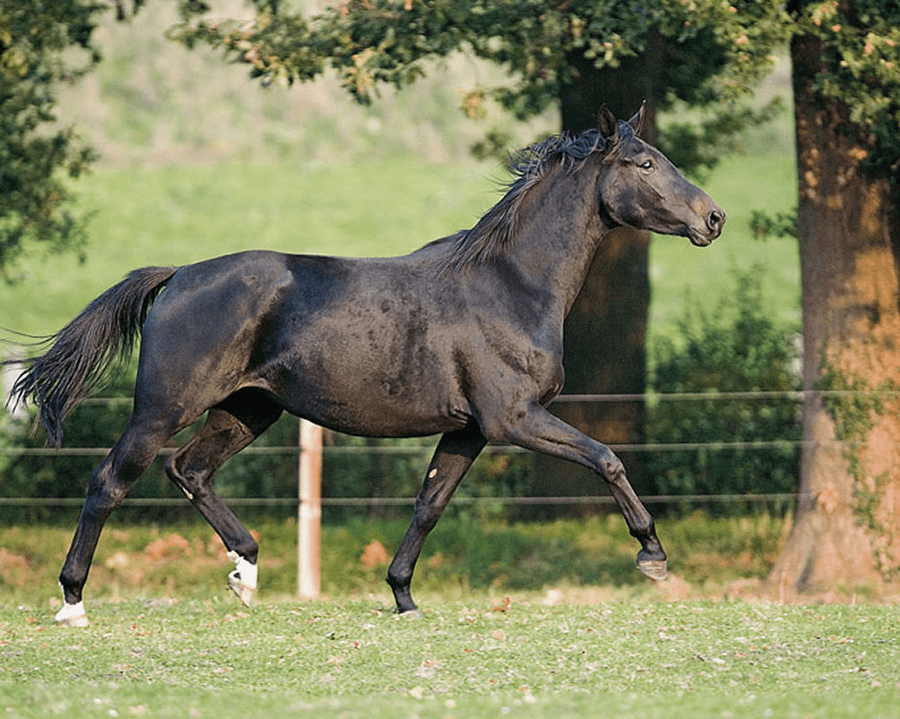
<box><xmin>0</xmin><ymin>513</ymin><xmax>790</xmax><ymax>607</ymax></box>
<box><xmin>1</xmin><ymin>598</ymin><xmax>897</xmax><ymax>719</ymax></box>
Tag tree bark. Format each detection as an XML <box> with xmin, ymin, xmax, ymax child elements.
<box><xmin>768</xmin><ymin>32</ymin><xmax>900</xmax><ymax>595</ymax></box>
<box><xmin>530</xmin><ymin>46</ymin><xmax>661</xmax><ymax>506</ymax></box>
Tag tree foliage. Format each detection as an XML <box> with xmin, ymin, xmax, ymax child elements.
<box><xmin>173</xmin><ymin>1</ymin><xmax>785</xmax><ymax>103</ymax></box>
<box><xmin>170</xmin><ymin>0</ymin><xmax>790</xmax><ymax>171</ymax></box>
<box><xmin>170</xmin><ymin>1</ymin><xmax>900</xmax><ymax>176</ymax></box>
<box><xmin>0</xmin><ymin>0</ymin><xmax>108</xmax><ymax>278</ymax></box>
<box><xmin>788</xmin><ymin>0</ymin><xmax>900</xmax><ymax>181</ymax></box>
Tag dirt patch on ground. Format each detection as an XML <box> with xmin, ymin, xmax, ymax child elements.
<box><xmin>0</xmin><ymin>548</ymin><xmax>31</xmax><ymax>589</ymax></box>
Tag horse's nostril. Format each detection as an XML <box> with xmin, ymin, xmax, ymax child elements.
<box><xmin>707</xmin><ymin>209</ymin><xmax>725</xmax><ymax>233</ymax></box>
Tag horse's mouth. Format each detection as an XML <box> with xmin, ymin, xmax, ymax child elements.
<box><xmin>687</xmin><ymin>228</ymin><xmax>716</xmax><ymax>247</ymax></box>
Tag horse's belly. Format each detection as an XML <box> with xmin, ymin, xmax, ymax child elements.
<box><xmin>283</xmin><ymin>388</ymin><xmax>470</xmax><ymax>438</ymax></box>
<box><xmin>259</xmin><ymin>283</ymin><xmax>475</xmax><ymax>436</ymax></box>
<box><xmin>268</xmin><ymin>352</ymin><xmax>471</xmax><ymax>439</ymax></box>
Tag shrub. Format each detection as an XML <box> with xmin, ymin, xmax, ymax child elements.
<box><xmin>644</xmin><ymin>267</ymin><xmax>801</xmax><ymax>511</ymax></box>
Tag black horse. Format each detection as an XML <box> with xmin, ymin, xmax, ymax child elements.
<box><xmin>10</xmin><ymin>105</ymin><xmax>724</xmax><ymax>626</ymax></box>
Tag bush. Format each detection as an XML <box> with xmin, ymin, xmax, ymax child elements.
<box><xmin>0</xmin><ymin>365</ymin><xmax>187</xmax><ymax>523</ymax></box>
<box><xmin>644</xmin><ymin>267</ymin><xmax>801</xmax><ymax>510</ymax></box>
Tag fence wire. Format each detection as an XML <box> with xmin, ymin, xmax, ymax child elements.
<box><xmin>1</xmin><ymin>389</ymin><xmax>894</xmax><ymax>509</ymax></box>
<box><xmin>0</xmin><ymin>493</ymin><xmax>811</xmax><ymax>508</ymax></box>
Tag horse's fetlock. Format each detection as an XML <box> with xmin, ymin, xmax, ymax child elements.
<box><xmin>230</xmin><ymin>537</ymin><xmax>259</xmax><ymax>564</ymax></box>
<box><xmin>386</xmin><ymin>567</ymin><xmax>409</xmax><ymax>592</ymax></box>
<box><xmin>629</xmin><ymin>518</ymin><xmax>655</xmax><ymax>540</ymax></box>
<box><xmin>58</xmin><ymin>572</ymin><xmax>83</xmax><ymax>605</ymax></box>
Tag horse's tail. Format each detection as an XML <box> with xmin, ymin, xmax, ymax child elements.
<box><xmin>7</xmin><ymin>266</ymin><xmax>178</xmax><ymax>448</ymax></box>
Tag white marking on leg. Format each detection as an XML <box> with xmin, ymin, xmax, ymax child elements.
<box><xmin>428</xmin><ymin>469</ymin><xmax>437</xmax><ymax>479</ymax></box>
<box><xmin>226</xmin><ymin>550</ymin><xmax>257</xmax><ymax>607</ymax></box>
<box><xmin>55</xmin><ymin>600</ymin><xmax>89</xmax><ymax>627</ymax></box>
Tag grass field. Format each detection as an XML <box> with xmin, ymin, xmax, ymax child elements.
<box><xmin>0</xmin><ymin>513</ymin><xmax>793</xmax><ymax>606</ymax></box>
<box><xmin>2</xmin><ymin>597</ymin><xmax>897</xmax><ymax>718</ymax></box>
<box><xmin>2</xmin><ymin>515</ymin><xmax>898</xmax><ymax>719</ymax></box>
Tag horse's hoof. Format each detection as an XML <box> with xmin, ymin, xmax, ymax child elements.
<box><xmin>226</xmin><ymin>551</ymin><xmax>257</xmax><ymax>607</ymax></box>
<box><xmin>637</xmin><ymin>559</ymin><xmax>668</xmax><ymax>582</ymax></box>
<box><xmin>55</xmin><ymin>602</ymin><xmax>90</xmax><ymax>627</ymax></box>
<box><xmin>228</xmin><ymin>571</ymin><xmax>255</xmax><ymax>607</ymax></box>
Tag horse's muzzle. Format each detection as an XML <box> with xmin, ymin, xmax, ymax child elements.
<box><xmin>688</xmin><ymin>207</ymin><xmax>726</xmax><ymax>246</ymax></box>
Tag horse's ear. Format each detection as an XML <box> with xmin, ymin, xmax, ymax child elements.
<box><xmin>598</xmin><ymin>106</ymin><xmax>618</xmax><ymax>143</ymax></box>
<box><xmin>627</xmin><ymin>101</ymin><xmax>646</xmax><ymax>136</ymax></box>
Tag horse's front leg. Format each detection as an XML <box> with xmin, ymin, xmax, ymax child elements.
<box><xmin>387</xmin><ymin>424</ymin><xmax>486</xmax><ymax>613</ymax></box>
<box><xmin>496</xmin><ymin>402</ymin><xmax>667</xmax><ymax>580</ymax></box>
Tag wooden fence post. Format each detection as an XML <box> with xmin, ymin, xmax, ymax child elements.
<box><xmin>298</xmin><ymin>419</ymin><xmax>322</xmax><ymax>599</ymax></box>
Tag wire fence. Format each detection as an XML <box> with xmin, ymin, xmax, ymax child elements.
<box><xmin>2</xmin><ymin>388</ymin><xmax>894</xmax><ymax>513</ymax></box>
<box><xmin>0</xmin><ymin>493</ymin><xmax>809</xmax><ymax>509</ymax></box>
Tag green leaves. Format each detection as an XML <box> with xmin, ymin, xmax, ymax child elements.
<box><xmin>171</xmin><ymin>1</ymin><xmax>789</xmax><ymax>118</ymax></box>
<box><xmin>646</xmin><ymin>268</ymin><xmax>802</xmax><ymax>501</ymax></box>
<box><xmin>791</xmin><ymin>0</ymin><xmax>900</xmax><ymax>179</ymax></box>
<box><xmin>0</xmin><ymin>0</ymin><xmax>103</xmax><ymax>277</ymax></box>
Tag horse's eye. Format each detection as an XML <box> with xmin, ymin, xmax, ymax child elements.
<box><xmin>639</xmin><ymin>159</ymin><xmax>654</xmax><ymax>170</ymax></box>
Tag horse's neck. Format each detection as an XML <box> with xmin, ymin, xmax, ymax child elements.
<box><xmin>502</xmin><ymin>161</ymin><xmax>609</xmax><ymax>315</ymax></box>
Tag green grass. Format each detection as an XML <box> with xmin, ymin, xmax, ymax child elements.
<box><xmin>648</xmin><ymin>153</ymin><xmax>800</xmax><ymax>344</ymax></box>
<box><xmin>3</xmin><ymin>515</ymin><xmax>895</xmax><ymax>718</ymax></box>
<box><xmin>1</xmin><ymin>153</ymin><xmax>798</xmax><ymax>344</ymax></box>
<box><xmin>1</xmin><ymin>598</ymin><xmax>897</xmax><ymax>718</ymax></box>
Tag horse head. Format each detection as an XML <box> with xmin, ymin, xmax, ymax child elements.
<box><xmin>596</xmin><ymin>103</ymin><xmax>725</xmax><ymax>247</ymax></box>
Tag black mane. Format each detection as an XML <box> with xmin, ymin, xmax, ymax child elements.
<box><xmin>442</xmin><ymin>126</ymin><xmax>619</xmax><ymax>272</ymax></box>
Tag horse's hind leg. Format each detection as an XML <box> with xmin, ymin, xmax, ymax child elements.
<box><xmin>387</xmin><ymin>424</ymin><xmax>487</xmax><ymax>614</ymax></box>
<box><xmin>164</xmin><ymin>389</ymin><xmax>282</xmax><ymax>606</ymax></box>
<box><xmin>57</xmin><ymin>416</ymin><xmax>175</xmax><ymax>627</ymax></box>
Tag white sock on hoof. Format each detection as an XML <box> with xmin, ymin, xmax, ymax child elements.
<box><xmin>55</xmin><ymin>601</ymin><xmax>89</xmax><ymax>627</ymax></box>
<box><xmin>227</xmin><ymin>551</ymin><xmax>257</xmax><ymax>607</ymax></box>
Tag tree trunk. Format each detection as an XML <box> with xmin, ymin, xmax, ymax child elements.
<box><xmin>768</xmin><ymin>32</ymin><xmax>900</xmax><ymax>596</ymax></box>
<box><xmin>529</xmin><ymin>46</ymin><xmax>661</xmax><ymax>508</ymax></box>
